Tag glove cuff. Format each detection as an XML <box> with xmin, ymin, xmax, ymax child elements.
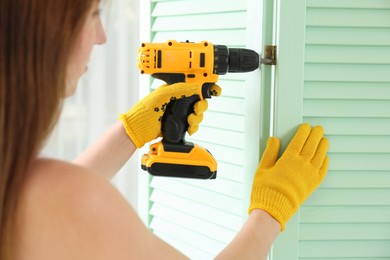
<box><xmin>119</xmin><ymin>107</ymin><xmax>152</xmax><ymax>149</ymax></box>
<box><xmin>248</xmin><ymin>186</ymin><xmax>298</xmax><ymax>231</ymax></box>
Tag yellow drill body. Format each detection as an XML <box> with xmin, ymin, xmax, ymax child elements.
<box><xmin>138</xmin><ymin>40</ymin><xmax>219</xmax><ymax>85</ymax></box>
<box><xmin>137</xmin><ymin>40</ymin><xmax>259</xmax><ymax>179</ymax></box>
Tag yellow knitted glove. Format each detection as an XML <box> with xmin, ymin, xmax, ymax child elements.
<box><xmin>248</xmin><ymin>124</ymin><xmax>329</xmax><ymax>230</ymax></box>
<box><xmin>119</xmin><ymin>83</ymin><xmax>221</xmax><ymax>148</ymax></box>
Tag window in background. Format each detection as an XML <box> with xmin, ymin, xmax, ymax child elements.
<box><xmin>42</xmin><ymin>0</ymin><xmax>140</xmax><ymax>208</ymax></box>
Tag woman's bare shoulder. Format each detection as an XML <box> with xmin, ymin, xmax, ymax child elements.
<box><xmin>16</xmin><ymin>158</ymin><xmax>152</xmax><ymax>260</ymax></box>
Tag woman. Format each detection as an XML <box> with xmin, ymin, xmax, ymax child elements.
<box><xmin>0</xmin><ymin>0</ymin><xmax>329</xmax><ymax>259</ymax></box>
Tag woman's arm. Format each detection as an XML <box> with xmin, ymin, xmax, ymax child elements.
<box><xmin>215</xmin><ymin>209</ymin><xmax>280</xmax><ymax>260</ymax></box>
<box><xmin>73</xmin><ymin>121</ymin><xmax>136</xmax><ymax>179</ymax></box>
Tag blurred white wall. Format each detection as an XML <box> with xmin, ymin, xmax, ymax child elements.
<box><xmin>42</xmin><ymin>0</ymin><xmax>140</xmax><ymax>208</ymax></box>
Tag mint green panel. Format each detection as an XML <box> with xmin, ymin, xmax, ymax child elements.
<box><xmin>272</xmin><ymin>0</ymin><xmax>390</xmax><ymax>259</ymax></box>
<box><xmin>141</xmin><ymin>0</ymin><xmax>264</xmax><ymax>258</ymax></box>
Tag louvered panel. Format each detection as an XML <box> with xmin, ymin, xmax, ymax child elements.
<box><xmin>199</xmin><ymin>143</ymin><xmax>243</xmax><ymax>166</ymax></box>
<box><xmin>306</xmin><ymin>188</ymin><xmax>390</xmax><ymax>205</ymax></box>
<box><xmin>306</xmin><ymin>27</ymin><xmax>390</xmax><ymax>46</ymax></box>
<box><xmin>189</xmin><ymin>127</ymin><xmax>244</xmax><ymax>149</ymax></box>
<box><xmin>298</xmin><ymin>1</ymin><xmax>390</xmax><ymax>258</ymax></box>
<box><xmin>306</xmin><ymin>0</ymin><xmax>390</xmax><ymax>9</ymax></box>
<box><xmin>144</xmin><ymin>1</ymin><xmax>257</xmax><ymax>258</ymax></box>
<box><xmin>303</xmin><ymin>100</ymin><xmax>390</xmax><ymax>117</ymax></box>
<box><xmin>300</xmin><ymin>223</ymin><xmax>390</xmax><ymax>240</ymax></box>
<box><xmin>306</xmin><ymin>8</ymin><xmax>390</xmax><ymax>28</ymax></box>
<box><xmin>300</xmin><ymin>206</ymin><xmax>390</xmax><ymax>223</ymax></box>
<box><xmin>329</xmin><ymin>153</ymin><xmax>390</xmax><ymax>171</ymax></box>
<box><xmin>214</xmin><ymin>79</ymin><xmax>246</xmax><ymax>98</ymax></box>
<box><xmin>305</xmin><ymin>64</ymin><xmax>390</xmax><ymax>82</ymax></box>
<box><xmin>150</xmin><ymin>203</ymin><xmax>236</xmax><ymax>243</ymax></box>
<box><xmin>152</xmin><ymin>12</ymin><xmax>246</xmax><ymax>32</ymax></box>
<box><xmin>150</xmin><ymin>178</ymin><xmax>242</xmax><ymax>213</ymax></box>
<box><xmin>299</xmin><ymin>241</ymin><xmax>390</xmax><ymax>258</ymax></box>
<box><xmin>150</xmin><ymin>218</ymin><xmax>225</xmax><ymax>255</ymax></box>
<box><xmin>303</xmin><ymin>117</ymin><xmax>390</xmax><ymax>135</ymax></box>
<box><xmin>328</xmin><ymin>136</ymin><xmax>390</xmax><ymax>153</ymax></box>
<box><xmin>150</xmin><ymin>189</ymin><xmax>242</xmax><ymax>230</ymax></box>
<box><xmin>322</xmin><ymin>171</ymin><xmax>390</xmax><ymax>188</ymax></box>
<box><xmin>175</xmin><ymin>176</ymin><xmax>243</xmax><ymax>198</ymax></box>
<box><xmin>152</xmin><ymin>0</ymin><xmax>245</xmax><ymax>16</ymax></box>
<box><xmin>200</xmin><ymin>111</ymin><xmax>245</xmax><ymax>132</ymax></box>
<box><xmin>304</xmin><ymin>82</ymin><xmax>390</xmax><ymax>100</ymax></box>
<box><xmin>306</xmin><ymin>45</ymin><xmax>390</xmax><ymax>64</ymax></box>
<box><xmin>208</xmin><ymin>96</ymin><xmax>245</xmax><ymax>115</ymax></box>
<box><xmin>214</xmin><ymin>162</ymin><xmax>243</xmax><ymax>183</ymax></box>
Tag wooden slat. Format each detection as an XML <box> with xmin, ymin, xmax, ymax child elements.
<box><xmin>207</xmin><ymin>96</ymin><xmax>246</xmax><ymax>115</ymax></box>
<box><xmin>299</xmin><ymin>240</ymin><xmax>390</xmax><ymax>258</ymax></box>
<box><xmin>304</xmin><ymin>81</ymin><xmax>390</xmax><ymax>100</ymax></box>
<box><xmin>326</xmin><ymin>136</ymin><xmax>390</xmax><ymax>153</ymax></box>
<box><xmin>175</xmin><ymin>176</ymin><xmax>243</xmax><ymax>199</ymax></box>
<box><xmin>305</xmin><ymin>45</ymin><xmax>390</xmax><ymax>64</ymax></box>
<box><xmin>152</xmin><ymin>0</ymin><xmax>245</xmax><ymax>16</ymax></box>
<box><xmin>150</xmin><ymin>189</ymin><xmax>243</xmax><ymax>230</ymax></box>
<box><xmin>306</xmin><ymin>8</ymin><xmax>390</xmax><ymax>28</ymax></box>
<box><xmin>201</xmin><ymin>111</ymin><xmax>244</xmax><ymax>132</ymax></box>
<box><xmin>152</xmin><ymin>12</ymin><xmax>246</xmax><ymax>32</ymax></box>
<box><xmin>300</xmin><ymin>205</ymin><xmax>390</xmax><ymax>223</ymax></box>
<box><xmin>150</xmin><ymin>178</ymin><xmax>243</xmax><ymax>215</ymax></box>
<box><xmin>188</xmin><ymin>127</ymin><xmax>244</xmax><ymax>149</ymax></box>
<box><xmin>305</xmin><ymin>188</ymin><xmax>390</xmax><ymax>206</ymax></box>
<box><xmin>150</xmin><ymin>217</ymin><xmax>225</xmax><ymax>255</ymax></box>
<box><xmin>152</xmin><ymin>173</ymin><xmax>243</xmax><ymax>199</ymax></box>
<box><xmin>303</xmin><ymin>100</ymin><xmax>390</xmax><ymax>118</ymax></box>
<box><xmin>302</xmin><ymin>117</ymin><xmax>390</xmax><ymax>136</ymax></box>
<box><xmin>300</xmin><ymin>223</ymin><xmax>390</xmax><ymax>240</ymax></box>
<box><xmin>150</xmin><ymin>203</ymin><xmax>236</xmax><ymax>243</ymax></box>
<box><xmin>215</xmin><ymin>162</ymin><xmax>244</xmax><ymax>182</ymax></box>
<box><xmin>306</xmin><ymin>27</ymin><xmax>390</xmax><ymax>46</ymax></box>
<box><xmin>199</xmin><ymin>142</ymin><xmax>244</xmax><ymax>166</ymax></box>
<box><xmin>327</xmin><ymin>153</ymin><xmax>390</xmax><ymax>171</ymax></box>
<box><xmin>304</xmin><ymin>63</ymin><xmax>390</xmax><ymax>82</ymax></box>
<box><xmin>306</xmin><ymin>0</ymin><xmax>390</xmax><ymax>9</ymax></box>
<box><xmin>321</xmin><ymin>171</ymin><xmax>390</xmax><ymax>188</ymax></box>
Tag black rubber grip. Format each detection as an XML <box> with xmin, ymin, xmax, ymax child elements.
<box><xmin>161</xmin><ymin>94</ymin><xmax>200</xmax><ymax>145</ymax></box>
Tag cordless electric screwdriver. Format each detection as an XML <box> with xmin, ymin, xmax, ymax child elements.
<box><xmin>138</xmin><ymin>40</ymin><xmax>260</xmax><ymax>179</ymax></box>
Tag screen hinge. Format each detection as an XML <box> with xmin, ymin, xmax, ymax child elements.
<box><xmin>260</xmin><ymin>45</ymin><xmax>277</xmax><ymax>65</ymax></box>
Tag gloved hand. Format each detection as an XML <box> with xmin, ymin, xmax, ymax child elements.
<box><xmin>119</xmin><ymin>83</ymin><xmax>221</xmax><ymax>148</ymax></box>
<box><xmin>248</xmin><ymin>123</ymin><xmax>329</xmax><ymax>230</ymax></box>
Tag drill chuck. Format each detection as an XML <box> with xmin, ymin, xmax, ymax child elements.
<box><xmin>213</xmin><ymin>45</ymin><xmax>260</xmax><ymax>75</ymax></box>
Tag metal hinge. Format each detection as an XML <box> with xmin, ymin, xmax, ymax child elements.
<box><xmin>260</xmin><ymin>45</ymin><xmax>277</xmax><ymax>65</ymax></box>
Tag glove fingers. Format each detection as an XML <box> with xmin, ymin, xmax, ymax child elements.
<box><xmin>311</xmin><ymin>137</ymin><xmax>329</xmax><ymax>169</ymax></box>
<box><xmin>187</xmin><ymin>113</ymin><xmax>204</xmax><ymax>135</ymax></box>
<box><xmin>319</xmin><ymin>156</ymin><xmax>329</xmax><ymax>178</ymax></box>
<box><xmin>187</xmin><ymin>124</ymin><xmax>199</xmax><ymax>136</ymax></box>
<box><xmin>193</xmin><ymin>100</ymin><xmax>208</xmax><ymax>115</ymax></box>
<box><xmin>285</xmin><ymin>123</ymin><xmax>311</xmax><ymax>155</ymax></box>
<box><xmin>210</xmin><ymin>84</ymin><xmax>222</xmax><ymax>96</ymax></box>
<box><xmin>259</xmin><ymin>137</ymin><xmax>281</xmax><ymax>169</ymax></box>
<box><xmin>301</xmin><ymin>125</ymin><xmax>324</xmax><ymax>159</ymax></box>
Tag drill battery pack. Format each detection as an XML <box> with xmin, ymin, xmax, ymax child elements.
<box><xmin>141</xmin><ymin>141</ymin><xmax>217</xmax><ymax>179</ymax></box>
